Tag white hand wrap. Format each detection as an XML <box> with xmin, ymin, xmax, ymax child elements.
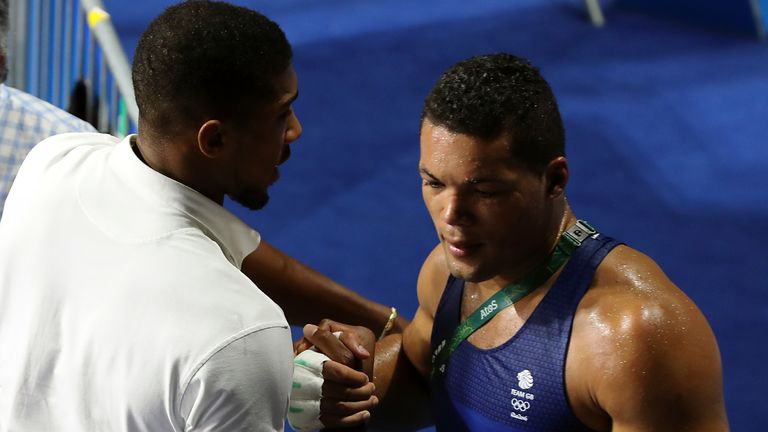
<box><xmin>288</xmin><ymin>349</ymin><xmax>330</xmax><ymax>431</ymax></box>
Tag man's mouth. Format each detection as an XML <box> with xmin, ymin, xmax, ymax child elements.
<box><xmin>279</xmin><ymin>145</ymin><xmax>291</xmax><ymax>164</ymax></box>
<box><xmin>269</xmin><ymin>166</ymin><xmax>280</xmax><ymax>185</ymax></box>
<box><xmin>443</xmin><ymin>237</ymin><xmax>481</xmax><ymax>257</ymax></box>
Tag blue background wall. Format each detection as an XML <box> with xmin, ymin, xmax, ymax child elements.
<box><xmin>763</xmin><ymin>0</ymin><xmax>768</xmax><ymax>33</ymax></box>
<box><xmin>617</xmin><ymin>0</ymin><xmax>758</xmax><ymax>35</ymax></box>
<box><xmin>103</xmin><ymin>0</ymin><xmax>768</xmax><ymax>429</ymax></box>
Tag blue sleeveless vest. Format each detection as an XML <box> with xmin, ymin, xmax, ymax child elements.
<box><xmin>429</xmin><ymin>234</ymin><xmax>621</xmax><ymax>431</ymax></box>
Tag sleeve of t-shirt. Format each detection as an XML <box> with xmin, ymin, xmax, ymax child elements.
<box><xmin>179</xmin><ymin>325</ymin><xmax>293</xmax><ymax>432</ymax></box>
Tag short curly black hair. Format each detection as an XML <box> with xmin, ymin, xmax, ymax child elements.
<box><xmin>422</xmin><ymin>53</ymin><xmax>564</xmax><ymax>172</ymax></box>
<box><xmin>132</xmin><ymin>0</ymin><xmax>292</xmax><ymax>133</ymax></box>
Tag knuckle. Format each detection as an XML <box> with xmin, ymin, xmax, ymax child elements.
<box><xmin>338</xmin><ymin>351</ymin><xmax>354</xmax><ymax>366</ymax></box>
<box><xmin>321</xmin><ymin>361</ymin><xmax>340</xmax><ymax>379</ymax></box>
<box><xmin>343</xmin><ymin>388</ymin><xmax>368</xmax><ymax>401</ymax></box>
<box><xmin>318</xmin><ymin>318</ymin><xmax>336</xmax><ymax>328</ymax></box>
<box><xmin>358</xmin><ymin>383</ymin><xmax>374</xmax><ymax>396</ymax></box>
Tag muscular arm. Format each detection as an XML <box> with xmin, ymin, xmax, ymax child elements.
<box><xmin>241</xmin><ymin>240</ymin><xmax>408</xmax><ymax>333</ymax></box>
<box><xmin>299</xmin><ymin>245</ymin><xmax>446</xmax><ymax>430</ymax></box>
<box><xmin>367</xmin><ymin>245</ymin><xmax>448</xmax><ymax>431</ymax></box>
<box><xmin>568</xmin><ymin>246</ymin><xmax>728</xmax><ymax>431</ymax></box>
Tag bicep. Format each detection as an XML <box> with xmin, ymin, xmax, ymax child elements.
<box><xmin>180</xmin><ymin>326</ymin><xmax>293</xmax><ymax>431</ymax></box>
<box><xmin>241</xmin><ymin>240</ymin><xmax>286</xmax><ymax>280</ymax></box>
<box><xmin>405</xmin><ymin>244</ymin><xmax>448</xmax><ymax>378</ymax></box>
<box><xmin>591</xmin><ymin>307</ymin><xmax>727</xmax><ymax>431</ymax></box>
<box><xmin>402</xmin><ymin>307</ymin><xmax>434</xmax><ymax>378</ymax></box>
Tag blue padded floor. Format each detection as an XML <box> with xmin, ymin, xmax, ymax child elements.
<box><xmin>106</xmin><ymin>1</ymin><xmax>768</xmax><ymax>429</ymax></box>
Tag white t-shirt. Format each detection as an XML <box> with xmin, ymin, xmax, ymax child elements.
<box><xmin>0</xmin><ymin>133</ymin><xmax>293</xmax><ymax>431</ymax></box>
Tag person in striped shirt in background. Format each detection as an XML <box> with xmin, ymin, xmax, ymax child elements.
<box><xmin>0</xmin><ymin>0</ymin><xmax>96</xmax><ymax>219</ymax></box>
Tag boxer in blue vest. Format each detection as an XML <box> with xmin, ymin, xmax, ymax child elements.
<box><xmin>303</xmin><ymin>53</ymin><xmax>728</xmax><ymax>431</ymax></box>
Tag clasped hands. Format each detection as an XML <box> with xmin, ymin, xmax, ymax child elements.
<box><xmin>293</xmin><ymin>319</ymin><xmax>378</xmax><ymax>430</ymax></box>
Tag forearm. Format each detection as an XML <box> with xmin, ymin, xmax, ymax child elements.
<box><xmin>242</xmin><ymin>241</ymin><xmax>408</xmax><ymax>334</ymax></box>
<box><xmin>369</xmin><ymin>334</ymin><xmax>432</xmax><ymax>431</ymax></box>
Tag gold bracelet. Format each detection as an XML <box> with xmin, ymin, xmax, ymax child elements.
<box><xmin>378</xmin><ymin>306</ymin><xmax>397</xmax><ymax>340</ymax></box>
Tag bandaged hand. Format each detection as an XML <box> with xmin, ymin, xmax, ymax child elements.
<box><xmin>289</xmin><ymin>349</ymin><xmax>331</xmax><ymax>431</ymax></box>
<box><xmin>288</xmin><ymin>321</ymin><xmax>377</xmax><ymax>431</ymax></box>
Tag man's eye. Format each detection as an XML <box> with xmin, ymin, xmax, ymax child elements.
<box><xmin>475</xmin><ymin>189</ymin><xmax>498</xmax><ymax>198</ymax></box>
<box><xmin>422</xmin><ymin>180</ymin><xmax>443</xmax><ymax>189</ymax></box>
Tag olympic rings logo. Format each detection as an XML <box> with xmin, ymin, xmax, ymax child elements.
<box><xmin>510</xmin><ymin>398</ymin><xmax>531</xmax><ymax>412</ymax></box>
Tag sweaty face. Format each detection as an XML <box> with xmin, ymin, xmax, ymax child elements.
<box><xmin>227</xmin><ymin>66</ymin><xmax>302</xmax><ymax>210</ymax></box>
<box><xmin>419</xmin><ymin>120</ymin><xmax>554</xmax><ymax>283</ymax></box>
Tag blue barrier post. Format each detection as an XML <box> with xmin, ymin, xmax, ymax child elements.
<box><xmin>753</xmin><ymin>0</ymin><xmax>767</xmax><ymax>38</ymax></box>
<box><xmin>11</xmin><ymin>0</ymin><xmax>137</xmax><ymax>134</ymax></box>
<box><xmin>61</xmin><ymin>0</ymin><xmax>74</xmax><ymax>107</ymax></box>
<box><xmin>26</xmin><ymin>0</ymin><xmax>41</xmax><ymax>96</ymax></box>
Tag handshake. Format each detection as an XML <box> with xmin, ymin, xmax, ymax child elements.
<box><xmin>288</xmin><ymin>320</ymin><xmax>381</xmax><ymax>432</ymax></box>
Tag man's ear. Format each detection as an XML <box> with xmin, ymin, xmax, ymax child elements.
<box><xmin>197</xmin><ymin>120</ymin><xmax>225</xmax><ymax>159</ymax></box>
<box><xmin>544</xmin><ymin>156</ymin><xmax>569</xmax><ymax>198</ymax></box>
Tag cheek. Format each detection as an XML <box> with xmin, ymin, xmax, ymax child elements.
<box><xmin>251</xmin><ymin>142</ymin><xmax>279</xmax><ymax>167</ymax></box>
<box><xmin>233</xmin><ymin>149</ymin><xmax>267</xmax><ymax>182</ymax></box>
<box><xmin>473</xmin><ymin>200</ymin><xmax>527</xmax><ymax>237</ymax></box>
<box><xmin>421</xmin><ymin>189</ymin><xmax>432</xmax><ymax>208</ymax></box>
<box><xmin>422</xmin><ymin>191</ymin><xmax>443</xmax><ymax>220</ymax></box>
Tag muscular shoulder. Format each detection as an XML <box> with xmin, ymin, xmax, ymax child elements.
<box><xmin>576</xmin><ymin>245</ymin><xmax>703</xmax><ymax>343</ymax></box>
<box><xmin>568</xmin><ymin>245</ymin><xmax>727</xmax><ymax>429</ymax></box>
<box><xmin>415</xmin><ymin>244</ymin><xmax>451</xmax><ymax>318</ymax></box>
<box><xmin>578</xmin><ymin>245</ymin><xmax>694</xmax><ymax>326</ymax></box>
<box><xmin>402</xmin><ymin>244</ymin><xmax>450</xmax><ymax>378</ymax></box>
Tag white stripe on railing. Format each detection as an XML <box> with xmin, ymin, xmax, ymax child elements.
<box><xmin>81</xmin><ymin>0</ymin><xmax>138</xmax><ymax>127</ymax></box>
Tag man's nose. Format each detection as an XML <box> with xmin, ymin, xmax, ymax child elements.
<box><xmin>441</xmin><ymin>193</ymin><xmax>470</xmax><ymax>226</ymax></box>
<box><xmin>285</xmin><ymin>111</ymin><xmax>302</xmax><ymax>144</ymax></box>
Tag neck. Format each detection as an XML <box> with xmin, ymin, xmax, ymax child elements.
<box><xmin>481</xmin><ymin>200</ymin><xmax>576</xmax><ymax>293</ymax></box>
<box><xmin>134</xmin><ymin>131</ymin><xmax>225</xmax><ymax>205</ymax></box>
<box><xmin>133</xmin><ymin>133</ymin><xmax>175</xmax><ymax>181</ymax></box>
<box><xmin>549</xmin><ymin>200</ymin><xmax>576</xmax><ymax>253</ymax></box>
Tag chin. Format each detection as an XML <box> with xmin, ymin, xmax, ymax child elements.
<box><xmin>231</xmin><ymin>190</ymin><xmax>269</xmax><ymax>210</ymax></box>
<box><xmin>445</xmin><ymin>257</ymin><xmax>492</xmax><ymax>283</ymax></box>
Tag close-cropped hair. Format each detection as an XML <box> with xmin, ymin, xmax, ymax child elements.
<box><xmin>422</xmin><ymin>53</ymin><xmax>565</xmax><ymax>172</ymax></box>
<box><xmin>132</xmin><ymin>0</ymin><xmax>292</xmax><ymax>133</ymax></box>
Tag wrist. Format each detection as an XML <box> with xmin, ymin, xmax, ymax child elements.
<box><xmin>378</xmin><ymin>306</ymin><xmax>398</xmax><ymax>341</ymax></box>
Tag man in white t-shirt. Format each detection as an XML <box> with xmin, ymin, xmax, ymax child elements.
<box><xmin>0</xmin><ymin>1</ymin><xmax>376</xmax><ymax>430</ymax></box>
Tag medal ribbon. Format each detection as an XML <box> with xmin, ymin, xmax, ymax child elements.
<box><xmin>431</xmin><ymin>220</ymin><xmax>598</xmax><ymax>378</ymax></box>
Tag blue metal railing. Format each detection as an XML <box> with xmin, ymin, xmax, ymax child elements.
<box><xmin>7</xmin><ymin>0</ymin><xmax>138</xmax><ymax>136</ymax></box>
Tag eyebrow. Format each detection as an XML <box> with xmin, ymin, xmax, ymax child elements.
<box><xmin>420</xmin><ymin>167</ymin><xmax>504</xmax><ymax>185</ymax></box>
<box><xmin>279</xmin><ymin>90</ymin><xmax>299</xmax><ymax>108</ymax></box>
<box><xmin>467</xmin><ymin>177</ymin><xmax>504</xmax><ymax>185</ymax></box>
<box><xmin>420</xmin><ymin>167</ymin><xmax>439</xmax><ymax>181</ymax></box>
